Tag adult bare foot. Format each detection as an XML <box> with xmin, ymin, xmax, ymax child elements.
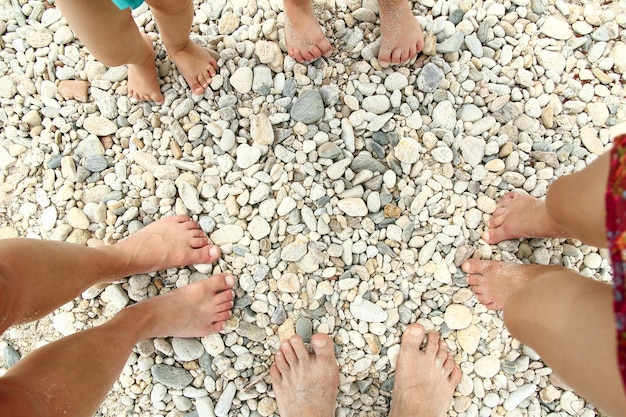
<box><xmin>126</xmin><ymin>273</ymin><xmax>235</xmax><ymax>338</ymax></box>
<box><xmin>483</xmin><ymin>192</ymin><xmax>567</xmax><ymax>244</ymax></box>
<box><xmin>270</xmin><ymin>334</ymin><xmax>339</xmax><ymax>417</ymax></box>
<box><xmin>378</xmin><ymin>0</ymin><xmax>424</xmax><ymax>68</ymax></box>
<box><xmin>389</xmin><ymin>324</ymin><xmax>461</xmax><ymax>417</ymax></box>
<box><xmin>127</xmin><ymin>34</ymin><xmax>164</xmax><ymax>104</ymax></box>
<box><xmin>283</xmin><ymin>0</ymin><xmax>332</xmax><ymax>63</ymax></box>
<box><xmin>462</xmin><ymin>259</ymin><xmax>565</xmax><ymax>310</ymax></box>
<box><xmin>168</xmin><ymin>39</ymin><xmax>217</xmax><ymax>95</ymax></box>
<box><xmin>109</xmin><ymin>215</ymin><xmax>221</xmax><ymax>276</ymax></box>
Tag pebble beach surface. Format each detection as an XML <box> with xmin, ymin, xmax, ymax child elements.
<box><xmin>1</xmin><ymin>0</ymin><xmax>625</xmax><ymax>416</ymax></box>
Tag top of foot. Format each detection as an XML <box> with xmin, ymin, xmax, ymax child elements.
<box><xmin>270</xmin><ymin>334</ymin><xmax>339</xmax><ymax>417</ymax></box>
<box><xmin>482</xmin><ymin>192</ymin><xmax>567</xmax><ymax>244</ymax></box>
<box><xmin>110</xmin><ymin>215</ymin><xmax>221</xmax><ymax>275</ymax></box>
<box><xmin>283</xmin><ymin>5</ymin><xmax>332</xmax><ymax>63</ymax></box>
<box><xmin>389</xmin><ymin>324</ymin><xmax>461</xmax><ymax>417</ymax></box>
<box><xmin>378</xmin><ymin>3</ymin><xmax>424</xmax><ymax>67</ymax></box>
<box><xmin>168</xmin><ymin>40</ymin><xmax>218</xmax><ymax>95</ymax></box>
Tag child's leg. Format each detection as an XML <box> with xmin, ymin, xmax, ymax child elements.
<box><xmin>377</xmin><ymin>0</ymin><xmax>424</xmax><ymax>68</ymax></box>
<box><xmin>0</xmin><ymin>274</ymin><xmax>235</xmax><ymax>417</ymax></box>
<box><xmin>281</xmin><ymin>0</ymin><xmax>332</xmax><ymax>63</ymax></box>
<box><xmin>504</xmin><ymin>271</ymin><xmax>626</xmax><ymax>416</ymax></box>
<box><xmin>144</xmin><ymin>0</ymin><xmax>217</xmax><ymax>95</ymax></box>
<box><xmin>0</xmin><ymin>215</ymin><xmax>220</xmax><ymax>333</ymax></box>
<box><xmin>55</xmin><ymin>0</ymin><xmax>164</xmax><ymax>103</ymax></box>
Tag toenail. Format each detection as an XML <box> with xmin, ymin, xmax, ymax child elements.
<box><xmin>209</xmin><ymin>246</ymin><xmax>220</xmax><ymax>257</ymax></box>
<box><xmin>225</xmin><ymin>274</ymin><xmax>234</xmax><ymax>286</ymax></box>
<box><xmin>313</xmin><ymin>336</ymin><xmax>327</xmax><ymax>348</ymax></box>
<box><xmin>409</xmin><ymin>325</ymin><xmax>423</xmax><ymax>337</ymax></box>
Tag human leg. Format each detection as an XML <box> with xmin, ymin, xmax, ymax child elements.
<box><xmin>0</xmin><ymin>273</ymin><xmax>235</xmax><ymax>417</ymax></box>
<box><xmin>0</xmin><ymin>215</ymin><xmax>220</xmax><ymax>332</ymax></box>
<box><xmin>282</xmin><ymin>0</ymin><xmax>332</xmax><ymax>63</ymax></box>
<box><xmin>55</xmin><ymin>0</ymin><xmax>164</xmax><ymax>103</ymax></box>
<box><xmin>504</xmin><ymin>271</ymin><xmax>626</xmax><ymax>416</ymax></box>
<box><xmin>388</xmin><ymin>324</ymin><xmax>461</xmax><ymax>417</ymax></box>
<box><xmin>377</xmin><ymin>0</ymin><xmax>424</xmax><ymax>68</ymax></box>
<box><xmin>270</xmin><ymin>333</ymin><xmax>339</xmax><ymax>417</ymax></box>
<box><xmin>145</xmin><ymin>0</ymin><xmax>217</xmax><ymax>95</ymax></box>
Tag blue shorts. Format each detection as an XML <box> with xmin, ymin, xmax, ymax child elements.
<box><xmin>112</xmin><ymin>0</ymin><xmax>143</xmax><ymax>10</ymax></box>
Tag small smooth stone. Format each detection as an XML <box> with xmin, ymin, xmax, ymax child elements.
<box><xmin>474</xmin><ymin>355</ymin><xmax>501</xmax><ymax>378</ymax></box>
<box><xmin>444</xmin><ymin>304</ymin><xmax>472</xmax><ymax>330</ymax></box>
<box><xmin>350</xmin><ymin>296</ymin><xmax>388</xmax><ymax>322</ymax></box>
<box><xmin>503</xmin><ymin>384</ymin><xmax>537</xmax><ymax>411</ymax></box>
<box><xmin>151</xmin><ymin>364</ymin><xmax>193</xmax><ymax>389</ymax></box>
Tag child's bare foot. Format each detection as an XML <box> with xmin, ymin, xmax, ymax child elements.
<box><xmin>127</xmin><ymin>273</ymin><xmax>235</xmax><ymax>338</ymax></box>
<box><xmin>482</xmin><ymin>192</ymin><xmax>567</xmax><ymax>244</ymax></box>
<box><xmin>283</xmin><ymin>0</ymin><xmax>332</xmax><ymax>63</ymax></box>
<box><xmin>378</xmin><ymin>0</ymin><xmax>424</xmax><ymax>68</ymax></box>
<box><xmin>110</xmin><ymin>215</ymin><xmax>221</xmax><ymax>275</ymax></box>
<box><xmin>127</xmin><ymin>34</ymin><xmax>164</xmax><ymax>104</ymax></box>
<box><xmin>462</xmin><ymin>260</ymin><xmax>565</xmax><ymax>310</ymax></box>
<box><xmin>389</xmin><ymin>324</ymin><xmax>461</xmax><ymax>417</ymax></box>
<box><xmin>270</xmin><ymin>334</ymin><xmax>339</xmax><ymax>417</ymax></box>
<box><xmin>167</xmin><ymin>40</ymin><xmax>217</xmax><ymax>95</ymax></box>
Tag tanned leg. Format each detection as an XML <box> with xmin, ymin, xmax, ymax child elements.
<box><xmin>0</xmin><ymin>215</ymin><xmax>220</xmax><ymax>333</ymax></box>
<box><xmin>0</xmin><ymin>273</ymin><xmax>235</xmax><ymax>417</ymax></box>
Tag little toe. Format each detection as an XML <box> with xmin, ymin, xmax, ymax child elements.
<box><xmin>443</xmin><ymin>353</ymin><xmax>457</xmax><ymax>376</ymax></box>
<box><xmin>270</xmin><ymin>363</ymin><xmax>283</xmax><ymax>383</ymax></box>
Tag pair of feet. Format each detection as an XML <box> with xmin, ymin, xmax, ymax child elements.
<box><xmin>284</xmin><ymin>0</ymin><xmax>424</xmax><ymax>66</ymax></box>
<box><xmin>272</xmin><ymin>324</ymin><xmax>461</xmax><ymax>417</ymax></box>
<box><xmin>462</xmin><ymin>192</ymin><xmax>569</xmax><ymax>310</ymax></box>
<box><xmin>130</xmin><ymin>0</ymin><xmax>425</xmax><ymax>103</ymax></box>
<box><xmin>108</xmin><ymin>215</ymin><xmax>234</xmax><ymax>338</ymax></box>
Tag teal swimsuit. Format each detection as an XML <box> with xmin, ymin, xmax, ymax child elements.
<box><xmin>112</xmin><ymin>0</ymin><xmax>143</xmax><ymax>9</ymax></box>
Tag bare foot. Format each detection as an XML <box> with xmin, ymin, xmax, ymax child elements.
<box><xmin>128</xmin><ymin>273</ymin><xmax>235</xmax><ymax>338</ymax></box>
<box><xmin>462</xmin><ymin>259</ymin><xmax>565</xmax><ymax>310</ymax></box>
<box><xmin>270</xmin><ymin>334</ymin><xmax>339</xmax><ymax>417</ymax></box>
<box><xmin>283</xmin><ymin>1</ymin><xmax>332</xmax><ymax>63</ymax></box>
<box><xmin>109</xmin><ymin>215</ymin><xmax>221</xmax><ymax>275</ymax></box>
<box><xmin>378</xmin><ymin>1</ymin><xmax>424</xmax><ymax>68</ymax></box>
<box><xmin>168</xmin><ymin>39</ymin><xmax>217</xmax><ymax>95</ymax></box>
<box><xmin>482</xmin><ymin>192</ymin><xmax>567</xmax><ymax>244</ymax></box>
<box><xmin>127</xmin><ymin>34</ymin><xmax>164</xmax><ymax>104</ymax></box>
<box><xmin>389</xmin><ymin>324</ymin><xmax>461</xmax><ymax>417</ymax></box>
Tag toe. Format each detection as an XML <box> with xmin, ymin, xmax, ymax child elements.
<box><xmin>391</xmin><ymin>48</ymin><xmax>403</xmax><ymax>64</ymax></box>
<box><xmin>270</xmin><ymin>363</ymin><xmax>283</xmax><ymax>384</ymax></box>
<box><xmin>401</xmin><ymin>323</ymin><xmax>426</xmax><ymax>350</ymax></box>
<box><xmin>281</xmin><ymin>340</ymin><xmax>298</xmax><ymax>366</ymax></box>
<box><xmin>190</xmin><ymin>236</ymin><xmax>208</xmax><ymax>249</ymax></box>
<box><xmin>424</xmin><ymin>331</ymin><xmax>440</xmax><ymax>358</ymax></box>
<box><xmin>434</xmin><ymin>344</ymin><xmax>448</xmax><ymax>369</ymax></box>
<box><xmin>461</xmin><ymin>259</ymin><xmax>480</xmax><ymax>274</ymax></box>
<box><xmin>443</xmin><ymin>353</ymin><xmax>457</xmax><ymax>377</ymax></box>
<box><xmin>311</xmin><ymin>333</ymin><xmax>335</xmax><ymax>361</ymax></box>
<box><xmin>274</xmin><ymin>350</ymin><xmax>291</xmax><ymax>374</ymax></box>
<box><xmin>290</xmin><ymin>335</ymin><xmax>310</xmax><ymax>362</ymax></box>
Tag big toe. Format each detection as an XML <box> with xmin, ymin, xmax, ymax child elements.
<box><xmin>401</xmin><ymin>324</ymin><xmax>426</xmax><ymax>349</ymax></box>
